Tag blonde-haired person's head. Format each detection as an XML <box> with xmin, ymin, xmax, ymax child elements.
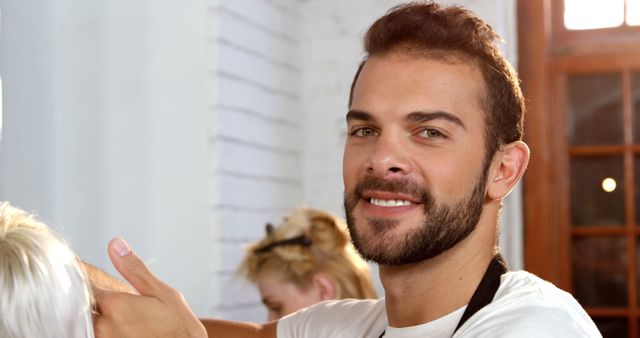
<box><xmin>239</xmin><ymin>207</ymin><xmax>376</xmax><ymax>320</ymax></box>
<box><xmin>0</xmin><ymin>202</ymin><xmax>94</xmax><ymax>338</ymax></box>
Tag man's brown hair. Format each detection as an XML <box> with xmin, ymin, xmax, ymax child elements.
<box><xmin>349</xmin><ymin>1</ymin><xmax>525</xmax><ymax>161</ymax></box>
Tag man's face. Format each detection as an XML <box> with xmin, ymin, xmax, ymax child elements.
<box><xmin>343</xmin><ymin>53</ymin><xmax>490</xmax><ymax>266</ymax></box>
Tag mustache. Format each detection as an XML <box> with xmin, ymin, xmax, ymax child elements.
<box><xmin>354</xmin><ymin>176</ymin><xmax>427</xmax><ymax>201</ymax></box>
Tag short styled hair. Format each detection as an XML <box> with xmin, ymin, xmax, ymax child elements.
<box><xmin>0</xmin><ymin>202</ymin><xmax>94</xmax><ymax>338</ymax></box>
<box><xmin>239</xmin><ymin>208</ymin><xmax>377</xmax><ymax>300</ymax></box>
<box><xmin>349</xmin><ymin>1</ymin><xmax>525</xmax><ymax>161</ymax></box>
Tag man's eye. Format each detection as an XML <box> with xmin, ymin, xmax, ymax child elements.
<box><xmin>418</xmin><ymin>128</ymin><xmax>445</xmax><ymax>139</ymax></box>
<box><xmin>352</xmin><ymin>127</ymin><xmax>377</xmax><ymax>137</ymax></box>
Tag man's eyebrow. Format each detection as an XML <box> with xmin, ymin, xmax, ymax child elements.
<box><xmin>346</xmin><ymin>110</ymin><xmax>375</xmax><ymax>122</ymax></box>
<box><xmin>406</xmin><ymin>111</ymin><xmax>466</xmax><ymax>130</ymax></box>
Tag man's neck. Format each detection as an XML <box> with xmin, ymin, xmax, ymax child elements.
<box><xmin>379</xmin><ymin>215</ymin><xmax>497</xmax><ymax>328</ymax></box>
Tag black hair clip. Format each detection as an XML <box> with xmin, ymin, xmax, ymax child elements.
<box><xmin>265</xmin><ymin>223</ymin><xmax>274</xmax><ymax>235</ymax></box>
<box><xmin>254</xmin><ymin>235</ymin><xmax>312</xmax><ymax>254</ymax></box>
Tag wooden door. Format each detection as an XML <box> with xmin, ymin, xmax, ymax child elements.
<box><xmin>519</xmin><ymin>1</ymin><xmax>640</xmax><ymax>336</ymax></box>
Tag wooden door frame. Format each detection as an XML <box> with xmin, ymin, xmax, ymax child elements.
<box><xmin>518</xmin><ymin>0</ymin><xmax>560</xmax><ymax>284</ymax></box>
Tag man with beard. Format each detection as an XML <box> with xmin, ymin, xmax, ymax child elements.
<box><xmin>91</xmin><ymin>2</ymin><xmax>601</xmax><ymax>338</ymax></box>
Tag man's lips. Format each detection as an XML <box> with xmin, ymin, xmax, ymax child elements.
<box><xmin>360</xmin><ymin>191</ymin><xmax>422</xmax><ymax>208</ymax></box>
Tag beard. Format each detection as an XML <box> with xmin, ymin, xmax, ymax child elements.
<box><xmin>343</xmin><ymin>168</ymin><xmax>488</xmax><ymax>267</ymax></box>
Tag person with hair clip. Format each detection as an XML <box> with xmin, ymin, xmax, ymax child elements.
<box><xmin>239</xmin><ymin>207</ymin><xmax>377</xmax><ymax>320</ymax></box>
<box><xmin>0</xmin><ymin>202</ymin><xmax>94</xmax><ymax>338</ymax></box>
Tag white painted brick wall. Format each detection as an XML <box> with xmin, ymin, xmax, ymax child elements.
<box><xmin>208</xmin><ymin>0</ymin><xmax>303</xmax><ymax>321</ymax></box>
<box><xmin>1</xmin><ymin>0</ymin><xmax>218</xmax><ymax>317</ymax></box>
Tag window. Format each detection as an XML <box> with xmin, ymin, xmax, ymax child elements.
<box><xmin>551</xmin><ymin>0</ymin><xmax>640</xmax><ymax>56</ymax></box>
<box><xmin>564</xmin><ymin>0</ymin><xmax>626</xmax><ymax>30</ymax></box>
<box><xmin>629</xmin><ymin>0</ymin><xmax>640</xmax><ymax>25</ymax></box>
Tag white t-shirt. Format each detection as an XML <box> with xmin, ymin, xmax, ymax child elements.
<box><xmin>277</xmin><ymin>271</ymin><xmax>602</xmax><ymax>338</ymax></box>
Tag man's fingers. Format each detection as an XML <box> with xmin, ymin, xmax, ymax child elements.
<box><xmin>92</xmin><ymin>290</ymin><xmax>141</xmax><ymax>338</ymax></box>
<box><xmin>107</xmin><ymin>237</ymin><xmax>163</xmax><ymax>297</ymax></box>
<box><xmin>82</xmin><ymin>260</ymin><xmax>138</xmax><ymax>295</ymax></box>
<box><xmin>94</xmin><ymin>238</ymin><xmax>206</xmax><ymax>338</ymax></box>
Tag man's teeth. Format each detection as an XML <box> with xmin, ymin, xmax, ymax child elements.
<box><xmin>369</xmin><ymin>198</ymin><xmax>412</xmax><ymax>207</ymax></box>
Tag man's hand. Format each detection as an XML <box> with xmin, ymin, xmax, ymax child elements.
<box><xmin>93</xmin><ymin>237</ymin><xmax>207</xmax><ymax>338</ymax></box>
<box><xmin>82</xmin><ymin>260</ymin><xmax>137</xmax><ymax>294</ymax></box>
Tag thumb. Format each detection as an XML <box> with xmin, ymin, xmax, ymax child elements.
<box><xmin>107</xmin><ymin>237</ymin><xmax>165</xmax><ymax>297</ymax></box>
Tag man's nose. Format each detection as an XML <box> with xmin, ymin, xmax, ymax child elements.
<box><xmin>366</xmin><ymin>134</ymin><xmax>412</xmax><ymax>178</ymax></box>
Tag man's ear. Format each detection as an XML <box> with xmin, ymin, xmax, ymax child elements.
<box><xmin>312</xmin><ymin>273</ymin><xmax>337</xmax><ymax>300</ymax></box>
<box><xmin>487</xmin><ymin>141</ymin><xmax>530</xmax><ymax>200</ymax></box>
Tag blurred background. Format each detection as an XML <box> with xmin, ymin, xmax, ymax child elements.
<box><xmin>1</xmin><ymin>0</ymin><xmax>639</xmax><ymax>336</ymax></box>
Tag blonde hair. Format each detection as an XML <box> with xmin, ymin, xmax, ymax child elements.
<box><xmin>0</xmin><ymin>202</ymin><xmax>94</xmax><ymax>338</ymax></box>
<box><xmin>239</xmin><ymin>208</ymin><xmax>376</xmax><ymax>300</ymax></box>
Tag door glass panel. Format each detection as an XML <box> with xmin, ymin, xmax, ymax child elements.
<box><xmin>634</xmin><ymin>73</ymin><xmax>640</xmax><ymax>143</ymax></box>
<box><xmin>571</xmin><ymin>156</ymin><xmax>625</xmax><ymax>227</ymax></box>
<box><xmin>635</xmin><ymin>236</ymin><xmax>640</xmax><ymax>305</ymax></box>
<box><xmin>567</xmin><ymin>73</ymin><xmax>623</xmax><ymax>146</ymax></box>
<box><xmin>564</xmin><ymin>0</ymin><xmax>625</xmax><ymax>30</ymax></box>
<box><xmin>572</xmin><ymin>236</ymin><xmax>627</xmax><ymax>307</ymax></box>
<box><xmin>635</xmin><ymin>155</ymin><xmax>640</xmax><ymax>225</ymax></box>
<box><xmin>594</xmin><ymin>318</ymin><xmax>628</xmax><ymax>338</ymax></box>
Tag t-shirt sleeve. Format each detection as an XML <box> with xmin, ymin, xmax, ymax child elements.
<box><xmin>276</xmin><ymin>302</ymin><xmax>316</xmax><ymax>338</ymax></box>
<box><xmin>277</xmin><ymin>299</ymin><xmax>386</xmax><ymax>338</ymax></box>
<box><xmin>456</xmin><ymin>278</ymin><xmax>602</xmax><ymax>338</ymax></box>
<box><xmin>459</xmin><ymin>305</ymin><xmax>601</xmax><ymax>337</ymax></box>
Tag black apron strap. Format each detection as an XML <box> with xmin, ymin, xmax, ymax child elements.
<box><xmin>453</xmin><ymin>254</ymin><xmax>508</xmax><ymax>334</ymax></box>
<box><xmin>377</xmin><ymin>254</ymin><xmax>508</xmax><ymax>338</ymax></box>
